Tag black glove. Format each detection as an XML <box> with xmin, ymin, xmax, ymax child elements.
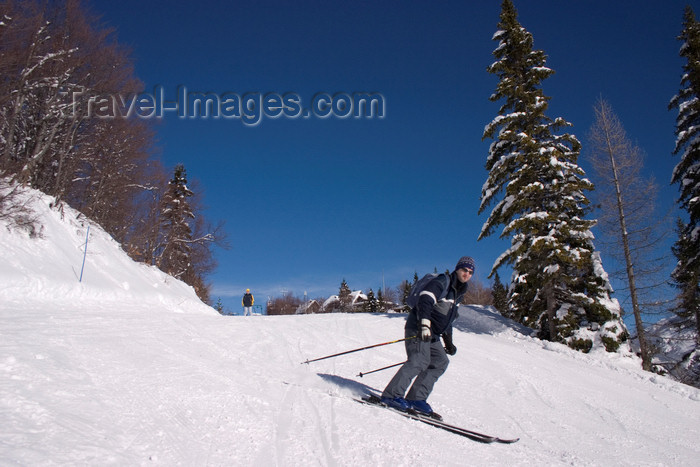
<box><xmin>442</xmin><ymin>333</ymin><xmax>457</xmax><ymax>356</ymax></box>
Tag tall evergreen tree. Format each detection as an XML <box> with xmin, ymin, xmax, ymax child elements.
<box><xmin>398</xmin><ymin>279</ymin><xmax>412</xmax><ymax>311</ymax></box>
<box><xmin>479</xmin><ymin>0</ymin><xmax>628</xmax><ymax>352</ymax></box>
<box><xmin>492</xmin><ymin>272</ymin><xmax>508</xmax><ymax>316</ymax></box>
<box><xmin>158</xmin><ymin>164</ymin><xmax>194</xmax><ymax>281</ymax></box>
<box><xmin>363</xmin><ymin>289</ymin><xmax>379</xmax><ymax>313</ymax></box>
<box><xmin>338</xmin><ymin>279</ymin><xmax>352</xmax><ymax>312</ymax></box>
<box><xmin>669</xmin><ymin>6</ymin><xmax>700</xmax><ymax>347</ymax></box>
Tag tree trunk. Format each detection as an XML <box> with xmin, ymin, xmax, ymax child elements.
<box><xmin>597</xmin><ymin>101</ymin><xmax>652</xmax><ymax>370</ymax></box>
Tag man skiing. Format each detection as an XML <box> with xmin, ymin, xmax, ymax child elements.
<box><xmin>380</xmin><ymin>256</ymin><xmax>474</xmax><ymax>419</ymax></box>
<box><xmin>242</xmin><ymin>289</ymin><xmax>254</xmax><ymax>316</ymax></box>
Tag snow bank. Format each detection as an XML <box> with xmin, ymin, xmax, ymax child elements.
<box><xmin>0</xmin><ymin>183</ymin><xmax>213</xmax><ymax>315</ymax></box>
<box><xmin>454</xmin><ymin>304</ymin><xmax>536</xmax><ymax>337</ymax></box>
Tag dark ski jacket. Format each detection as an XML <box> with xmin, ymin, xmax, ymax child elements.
<box><xmin>242</xmin><ymin>293</ymin><xmax>254</xmax><ymax>307</ymax></box>
<box><xmin>406</xmin><ymin>271</ymin><xmax>468</xmax><ymax>340</ymax></box>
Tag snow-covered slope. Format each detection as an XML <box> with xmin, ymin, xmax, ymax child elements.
<box><xmin>0</xmin><ymin>184</ymin><xmax>213</xmax><ymax>314</ymax></box>
<box><xmin>2</xmin><ymin>186</ymin><xmax>700</xmax><ymax>466</ymax></box>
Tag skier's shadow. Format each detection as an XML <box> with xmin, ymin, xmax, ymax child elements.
<box><xmin>316</xmin><ymin>373</ymin><xmax>380</xmax><ymax>397</ymax></box>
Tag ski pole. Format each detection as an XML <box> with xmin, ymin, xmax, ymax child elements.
<box><xmin>302</xmin><ymin>336</ymin><xmax>415</xmax><ymax>364</ymax></box>
<box><xmin>357</xmin><ymin>361</ymin><xmax>405</xmax><ymax>378</ymax></box>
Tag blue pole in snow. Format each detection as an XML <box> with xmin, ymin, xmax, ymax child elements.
<box><xmin>79</xmin><ymin>225</ymin><xmax>90</xmax><ymax>283</ymax></box>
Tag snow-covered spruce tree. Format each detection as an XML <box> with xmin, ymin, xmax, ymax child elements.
<box><xmin>338</xmin><ymin>279</ymin><xmax>352</xmax><ymax>313</ymax></box>
<box><xmin>363</xmin><ymin>289</ymin><xmax>379</xmax><ymax>313</ymax></box>
<box><xmin>158</xmin><ymin>164</ymin><xmax>195</xmax><ymax>282</ymax></box>
<box><xmin>669</xmin><ymin>6</ymin><xmax>700</xmax><ymax>350</ymax></box>
<box><xmin>491</xmin><ymin>272</ymin><xmax>508</xmax><ymax>316</ymax></box>
<box><xmin>479</xmin><ymin>0</ymin><xmax>628</xmax><ymax>353</ymax></box>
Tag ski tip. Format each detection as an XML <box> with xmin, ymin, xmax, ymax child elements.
<box><xmin>497</xmin><ymin>437</ymin><xmax>520</xmax><ymax>444</ymax></box>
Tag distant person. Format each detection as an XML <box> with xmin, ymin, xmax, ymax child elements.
<box><xmin>242</xmin><ymin>289</ymin><xmax>254</xmax><ymax>316</ymax></box>
<box><xmin>380</xmin><ymin>256</ymin><xmax>474</xmax><ymax>420</ymax></box>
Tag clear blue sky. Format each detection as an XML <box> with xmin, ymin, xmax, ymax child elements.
<box><xmin>93</xmin><ymin>0</ymin><xmax>693</xmax><ymax>314</ymax></box>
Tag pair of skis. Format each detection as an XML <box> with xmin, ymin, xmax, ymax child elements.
<box><xmin>355</xmin><ymin>394</ymin><xmax>519</xmax><ymax>444</ymax></box>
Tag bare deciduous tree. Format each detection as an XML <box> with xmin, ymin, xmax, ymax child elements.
<box><xmin>0</xmin><ymin>1</ymin><xmax>227</xmax><ymax>304</ymax></box>
<box><xmin>267</xmin><ymin>292</ymin><xmax>303</xmax><ymax>315</ymax></box>
<box><xmin>587</xmin><ymin>98</ymin><xmax>671</xmax><ymax>370</ymax></box>
<box><xmin>462</xmin><ymin>278</ymin><xmax>493</xmax><ymax>306</ymax></box>
<box><xmin>0</xmin><ymin>0</ymin><xmax>154</xmax><ymax>233</ymax></box>
<box><xmin>0</xmin><ymin>178</ymin><xmax>40</xmax><ymax>236</ymax></box>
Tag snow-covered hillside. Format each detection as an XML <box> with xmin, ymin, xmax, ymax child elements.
<box><xmin>2</xmin><ymin>186</ymin><xmax>700</xmax><ymax>466</ymax></box>
<box><xmin>0</xmin><ymin>185</ymin><xmax>212</xmax><ymax>314</ymax></box>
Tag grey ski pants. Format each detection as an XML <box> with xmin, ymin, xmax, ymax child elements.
<box><xmin>381</xmin><ymin>328</ymin><xmax>449</xmax><ymax>401</ymax></box>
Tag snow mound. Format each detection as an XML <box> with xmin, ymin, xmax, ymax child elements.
<box><xmin>0</xmin><ymin>183</ymin><xmax>214</xmax><ymax>315</ymax></box>
<box><xmin>455</xmin><ymin>304</ymin><xmax>537</xmax><ymax>337</ymax></box>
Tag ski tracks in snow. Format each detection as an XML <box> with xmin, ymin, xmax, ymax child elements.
<box><xmin>249</xmin><ymin>314</ymin><xmax>350</xmax><ymax>466</ymax></box>
<box><xmin>258</xmin><ymin>380</ymin><xmax>340</xmax><ymax>467</ymax></box>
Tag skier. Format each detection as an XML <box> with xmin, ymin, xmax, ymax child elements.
<box><xmin>380</xmin><ymin>256</ymin><xmax>474</xmax><ymax>419</ymax></box>
<box><xmin>242</xmin><ymin>289</ymin><xmax>254</xmax><ymax>316</ymax></box>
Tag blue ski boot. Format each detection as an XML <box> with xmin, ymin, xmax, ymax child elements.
<box><xmin>407</xmin><ymin>399</ymin><xmax>442</xmax><ymax>420</ymax></box>
<box><xmin>380</xmin><ymin>396</ymin><xmax>411</xmax><ymax>412</ymax></box>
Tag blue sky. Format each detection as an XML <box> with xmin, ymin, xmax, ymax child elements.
<box><xmin>93</xmin><ymin>0</ymin><xmax>693</xmax><ymax>314</ymax></box>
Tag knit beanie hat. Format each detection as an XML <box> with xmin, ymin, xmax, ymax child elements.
<box><xmin>455</xmin><ymin>256</ymin><xmax>475</xmax><ymax>272</ymax></box>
